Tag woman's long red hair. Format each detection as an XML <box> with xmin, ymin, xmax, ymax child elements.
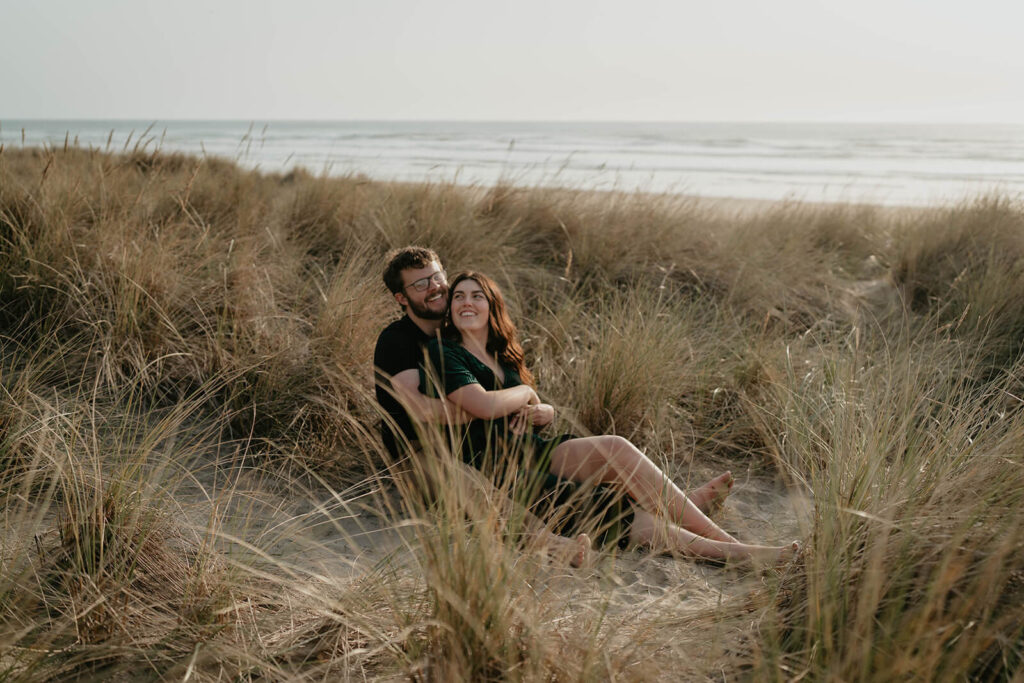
<box><xmin>443</xmin><ymin>272</ymin><xmax>534</xmax><ymax>387</ymax></box>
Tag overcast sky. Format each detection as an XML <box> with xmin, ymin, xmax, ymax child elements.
<box><xmin>3</xmin><ymin>0</ymin><xmax>1021</xmax><ymax>122</ymax></box>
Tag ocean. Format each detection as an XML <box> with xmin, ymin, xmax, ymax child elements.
<box><xmin>3</xmin><ymin>120</ymin><xmax>1023</xmax><ymax>206</ymax></box>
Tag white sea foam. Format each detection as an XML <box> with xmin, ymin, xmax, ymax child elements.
<box><xmin>3</xmin><ymin>120</ymin><xmax>1023</xmax><ymax>206</ymax></box>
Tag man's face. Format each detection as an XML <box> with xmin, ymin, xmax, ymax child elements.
<box><xmin>395</xmin><ymin>261</ymin><xmax>449</xmax><ymax>320</ymax></box>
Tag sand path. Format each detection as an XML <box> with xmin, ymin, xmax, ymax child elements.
<box><xmin>175</xmin><ymin>458</ymin><xmax>810</xmax><ymax>616</ymax></box>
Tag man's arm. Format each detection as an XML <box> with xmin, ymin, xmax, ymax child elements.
<box><xmin>374</xmin><ymin>321</ymin><xmax>469</xmax><ymax>426</ymax></box>
<box><xmin>390</xmin><ymin>368</ymin><xmax>470</xmax><ymax>424</ymax></box>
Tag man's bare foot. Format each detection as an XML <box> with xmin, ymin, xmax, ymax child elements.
<box><xmin>688</xmin><ymin>471</ymin><xmax>734</xmax><ymax>515</ymax></box>
<box><xmin>542</xmin><ymin>532</ymin><xmax>593</xmax><ymax>568</ymax></box>
<box><xmin>569</xmin><ymin>533</ymin><xmax>592</xmax><ymax>568</ymax></box>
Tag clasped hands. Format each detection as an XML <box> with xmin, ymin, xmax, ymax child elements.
<box><xmin>508</xmin><ymin>399</ymin><xmax>554</xmax><ymax>435</ymax></box>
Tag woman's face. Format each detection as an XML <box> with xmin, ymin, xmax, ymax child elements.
<box><xmin>450</xmin><ymin>279</ymin><xmax>490</xmax><ymax>335</ymax></box>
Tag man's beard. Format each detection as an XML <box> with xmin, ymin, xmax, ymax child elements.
<box><xmin>408</xmin><ymin>297</ymin><xmax>447</xmax><ymax>320</ymax></box>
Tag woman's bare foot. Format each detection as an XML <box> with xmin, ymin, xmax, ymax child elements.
<box><xmin>694</xmin><ymin>540</ymin><xmax>800</xmax><ymax>569</ymax></box>
<box><xmin>739</xmin><ymin>540</ymin><xmax>801</xmax><ymax>569</ymax></box>
<box><xmin>774</xmin><ymin>540</ymin><xmax>801</xmax><ymax>567</ymax></box>
<box><xmin>687</xmin><ymin>471</ymin><xmax>734</xmax><ymax>515</ymax></box>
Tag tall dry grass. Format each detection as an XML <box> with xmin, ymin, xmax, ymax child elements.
<box><xmin>1</xmin><ymin>142</ymin><xmax>1022</xmax><ymax>679</ymax></box>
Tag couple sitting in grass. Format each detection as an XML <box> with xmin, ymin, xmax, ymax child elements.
<box><xmin>374</xmin><ymin>246</ymin><xmax>798</xmax><ymax>567</ymax></box>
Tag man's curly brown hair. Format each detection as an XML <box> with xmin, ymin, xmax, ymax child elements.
<box><xmin>382</xmin><ymin>246</ymin><xmax>441</xmax><ymax>295</ymax></box>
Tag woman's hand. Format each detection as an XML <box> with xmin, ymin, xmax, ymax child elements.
<box><xmin>528</xmin><ymin>403</ymin><xmax>554</xmax><ymax>426</ymax></box>
<box><xmin>509</xmin><ymin>403</ymin><xmax>554</xmax><ymax>434</ymax></box>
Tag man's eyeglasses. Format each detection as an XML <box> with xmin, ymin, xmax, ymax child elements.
<box><xmin>404</xmin><ymin>270</ymin><xmax>447</xmax><ymax>292</ymax></box>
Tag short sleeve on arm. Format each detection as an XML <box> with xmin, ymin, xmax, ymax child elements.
<box><xmin>373</xmin><ymin>317</ymin><xmax>430</xmax><ymax>416</ymax></box>
<box><xmin>423</xmin><ymin>339</ymin><xmax>480</xmax><ymax>397</ymax></box>
<box><xmin>374</xmin><ymin>323</ymin><xmax>420</xmax><ymax>379</ymax></box>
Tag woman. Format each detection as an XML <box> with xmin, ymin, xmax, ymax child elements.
<box><xmin>423</xmin><ymin>271</ymin><xmax>798</xmax><ymax>565</ymax></box>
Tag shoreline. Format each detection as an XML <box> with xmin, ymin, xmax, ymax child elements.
<box><xmin>5</xmin><ymin>119</ymin><xmax>1022</xmax><ymax>210</ymax></box>
<box><xmin>3</xmin><ymin>142</ymin><xmax>1007</xmax><ymax>222</ymax></box>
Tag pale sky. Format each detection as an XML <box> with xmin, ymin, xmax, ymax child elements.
<box><xmin>3</xmin><ymin>0</ymin><xmax>1022</xmax><ymax>122</ymax></box>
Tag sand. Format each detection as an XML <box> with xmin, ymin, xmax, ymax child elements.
<box><xmin>172</xmin><ymin>447</ymin><xmax>810</xmax><ymax>641</ymax></box>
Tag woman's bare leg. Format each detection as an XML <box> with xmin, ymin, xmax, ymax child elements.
<box><xmin>548</xmin><ymin>435</ymin><xmax>738</xmax><ymax>543</ymax></box>
<box><xmin>628</xmin><ymin>509</ymin><xmax>798</xmax><ymax>566</ymax></box>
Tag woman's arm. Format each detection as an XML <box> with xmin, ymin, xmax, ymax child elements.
<box><xmin>446</xmin><ymin>382</ymin><xmax>539</xmax><ymax>420</ymax></box>
<box><xmin>424</xmin><ymin>339</ymin><xmax>538</xmax><ymax>420</ymax></box>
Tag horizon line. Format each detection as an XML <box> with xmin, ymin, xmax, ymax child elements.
<box><xmin>2</xmin><ymin>117</ymin><xmax>1022</xmax><ymax>127</ymax></box>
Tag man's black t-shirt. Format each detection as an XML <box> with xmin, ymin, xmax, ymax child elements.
<box><xmin>373</xmin><ymin>315</ymin><xmax>432</xmax><ymax>458</ymax></box>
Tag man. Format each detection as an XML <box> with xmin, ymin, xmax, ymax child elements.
<box><xmin>373</xmin><ymin>246</ymin><xmax>453</xmax><ymax>459</ymax></box>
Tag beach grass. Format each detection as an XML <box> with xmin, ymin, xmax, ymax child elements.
<box><xmin>1</xmin><ymin>144</ymin><xmax>1022</xmax><ymax>680</ymax></box>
